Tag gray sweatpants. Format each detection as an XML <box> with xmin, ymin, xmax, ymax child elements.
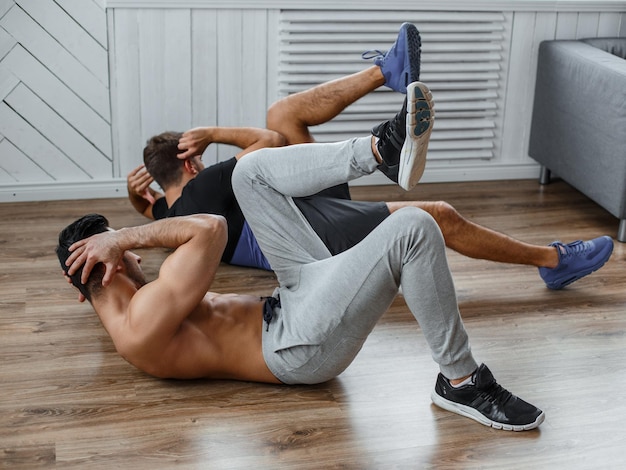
<box><xmin>232</xmin><ymin>136</ymin><xmax>478</xmax><ymax>384</ymax></box>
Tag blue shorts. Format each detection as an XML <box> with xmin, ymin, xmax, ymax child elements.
<box><xmin>229</xmin><ymin>221</ymin><xmax>272</xmax><ymax>270</ymax></box>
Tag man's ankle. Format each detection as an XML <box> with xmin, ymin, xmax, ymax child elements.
<box><xmin>371</xmin><ymin>136</ymin><xmax>382</xmax><ymax>164</ymax></box>
<box><xmin>450</xmin><ymin>373</ymin><xmax>473</xmax><ymax>387</ymax></box>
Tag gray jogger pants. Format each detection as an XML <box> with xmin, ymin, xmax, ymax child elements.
<box><xmin>231</xmin><ymin>137</ymin><xmax>478</xmax><ymax>384</ymax></box>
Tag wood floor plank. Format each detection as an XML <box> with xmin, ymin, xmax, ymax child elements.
<box><xmin>1</xmin><ymin>179</ymin><xmax>624</xmax><ymax>469</ymax></box>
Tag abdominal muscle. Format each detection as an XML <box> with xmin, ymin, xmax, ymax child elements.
<box><xmin>150</xmin><ymin>292</ymin><xmax>281</xmax><ymax>383</ymax></box>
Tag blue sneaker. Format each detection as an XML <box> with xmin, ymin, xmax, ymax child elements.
<box><xmin>362</xmin><ymin>22</ymin><xmax>421</xmax><ymax>94</ymax></box>
<box><xmin>539</xmin><ymin>236</ymin><xmax>614</xmax><ymax>289</ymax></box>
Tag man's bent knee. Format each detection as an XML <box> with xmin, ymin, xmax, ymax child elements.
<box><xmin>393</xmin><ymin>206</ymin><xmax>443</xmax><ymax>239</ymax></box>
<box><xmin>429</xmin><ymin>201</ymin><xmax>465</xmax><ymax>238</ymax></box>
<box><xmin>232</xmin><ymin>150</ymin><xmax>266</xmax><ymax>193</ymax></box>
<box><xmin>266</xmin><ymin>101</ymin><xmax>286</xmax><ymax>133</ymax></box>
<box><xmin>266</xmin><ymin>100</ymin><xmax>314</xmax><ymax>145</ymax></box>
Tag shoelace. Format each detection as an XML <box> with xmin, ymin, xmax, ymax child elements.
<box><xmin>480</xmin><ymin>381</ymin><xmax>514</xmax><ymax>406</ymax></box>
<box><xmin>361</xmin><ymin>50</ymin><xmax>386</xmax><ymax>61</ymax></box>
<box><xmin>556</xmin><ymin>240</ymin><xmax>585</xmax><ymax>259</ymax></box>
<box><xmin>262</xmin><ymin>295</ymin><xmax>281</xmax><ymax>332</ymax></box>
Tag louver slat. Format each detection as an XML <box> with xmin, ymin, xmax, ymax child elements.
<box><xmin>279</xmin><ymin>11</ymin><xmax>508</xmax><ymax>163</ymax></box>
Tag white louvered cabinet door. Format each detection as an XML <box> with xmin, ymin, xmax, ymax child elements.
<box><xmin>277</xmin><ymin>10</ymin><xmax>511</xmax><ymax>169</ymax></box>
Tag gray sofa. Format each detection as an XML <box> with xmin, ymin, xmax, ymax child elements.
<box><xmin>529</xmin><ymin>38</ymin><xmax>626</xmax><ymax>242</ymax></box>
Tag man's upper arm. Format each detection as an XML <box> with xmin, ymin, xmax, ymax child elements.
<box><xmin>127</xmin><ymin>215</ymin><xmax>227</xmax><ymax>347</ymax></box>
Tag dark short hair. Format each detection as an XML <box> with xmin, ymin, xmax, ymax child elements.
<box><xmin>143</xmin><ymin>131</ymin><xmax>184</xmax><ymax>190</ymax></box>
<box><xmin>56</xmin><ymin>214</ymin><xmax>109</xmax><ymax>302</ymax></box>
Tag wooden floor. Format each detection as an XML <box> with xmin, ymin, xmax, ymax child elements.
<box><xmin>1</xmin><ymin>179</ymin><xmax>625</xmax><ymax>469</ymax></box>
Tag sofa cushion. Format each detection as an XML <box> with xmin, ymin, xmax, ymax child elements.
<box><xmin>581</xmin><ymin>37</ymin><xmax>626</xmax><ymax>59</ymax></box>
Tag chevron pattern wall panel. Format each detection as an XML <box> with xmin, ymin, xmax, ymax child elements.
<box><xmin>0</xmin><ymin>0</ymin><xmax>111</xmax><ymax>194</ymax></box>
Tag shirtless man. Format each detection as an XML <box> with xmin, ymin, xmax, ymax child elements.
<box><xmin>127</xmin><ymin>23</ymin><xmax>613</xmax><ymax>289</ymax></box>
<box><xmin>58</xmin><ymin>82</ymin><xmax>544</xmax><ymax>431</ymax></box>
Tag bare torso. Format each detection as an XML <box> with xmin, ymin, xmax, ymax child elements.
<box><xmin>105</xmin><ymin>292</ymin><xmax>281</xmax><ymax>383</ymax></box>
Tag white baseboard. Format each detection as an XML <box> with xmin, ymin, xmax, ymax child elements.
<box><xmin>0</xmin><ymin>164</ymin><xmax>541</xmax><ymax>202</ymax></box>
<box><xmin>351</xmin><ymin>163</ymin><xmax>542</xmax><ymax>186</ymax></box>
<box><xmin>0</xmin><ymin>180</ymin><xmax>128</xmax><ymax>203</ymax></box>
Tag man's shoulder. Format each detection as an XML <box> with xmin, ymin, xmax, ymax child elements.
<box><xmin>196</xmin><ymin>157</ymin><xmax>237</xmax><ymax>181</ymax></box>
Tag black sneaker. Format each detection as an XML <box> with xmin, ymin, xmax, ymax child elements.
<box><xmin>372</xmin><ymin>96</ymin><xmax>407</xmax><ymax>184</ymax></box>
<box><xmin>372</xmin><ymin>82</ymin><xmax>434</xmax><ymax>190</ymax></box>
<box><xmin>431</xmin><ymin>364</ymin><xmax>545</xmax><ymax>431</ymax></box>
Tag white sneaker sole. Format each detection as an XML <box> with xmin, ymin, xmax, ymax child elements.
<box><xmin>398</xmin><ymin>82</ymin><xmax>435</xmax><ymax>191</ymax></box>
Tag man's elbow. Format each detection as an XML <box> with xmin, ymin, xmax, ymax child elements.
<box><xmin>193</xmin><ymin>214</ymin><xmax>228</xmax><ymax>245</ymax></box>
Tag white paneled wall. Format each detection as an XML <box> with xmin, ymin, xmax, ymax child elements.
<box><xmin>0</xmin><ymin>0</ymin><xmax>113</xmax><ymax>200</ymax></box>
<box><xmin>110</xmin><ymin>4</ymin><xmax>626</xmax><ymax>187</ymax></box>
<box><xmin>109</xmin><ymin>7</ymin><xmax>275</xmax><ymax>178</ymax></box>
<box><xmin>1</xmin><ymin>1</ymin><xmax>625</xmax><ymax>201</ymax></box>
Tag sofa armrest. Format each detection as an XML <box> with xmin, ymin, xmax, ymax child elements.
<box><xmin>581</xmin><ymin>37</ymin><xmax>626</xmax><ymax>59</ymax></box>
<box><xmin>529</xmin><ymin>40</ymin><xmax>626</xmax><ymax>218</ymax></box>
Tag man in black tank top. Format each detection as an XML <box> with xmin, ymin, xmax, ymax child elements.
<box><xmin>126</xmin><ymin>23</ymin><xmax>612</xmax><ymax>289</ymax></box>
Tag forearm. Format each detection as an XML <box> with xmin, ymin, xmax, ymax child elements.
<box><xmin>127</xmin><ymin>190</ymin><xmax>160</xmax><ymax>219</ymax></box>
<box><xmin>126</xmin><ymin>164</ymin><xmax>162</xmax><ymax>219</ymax></box>
<box><xmin>66</xmin><ymin>214</ymin><xmax>228</xmax><ymax>287</ymax></box>
<box><xmin>117</xmin><ymin>214</ymin><xmax>226</xmax><ymax>252</ymax></box>
<box><xmin>207</xmin><ymin>127</ymin><xmax>282</xmax><ymax>148</ymax></box>
<box><xmin>178</xmin><ymin>126</ymin><xmax>286</xmax><ymax>160</ymax></box>
<box><xmin>204</xmin><ymin>127</ymin><xmax>286</xmax><ymax>159</ymax></box>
